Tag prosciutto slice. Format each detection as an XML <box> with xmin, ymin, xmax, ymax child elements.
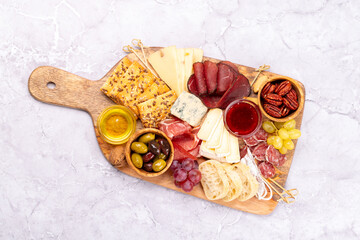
<box><xmin>159</xmin><ymin>118</ymin><xmax>192</xmax><ymax>139</ymax></box>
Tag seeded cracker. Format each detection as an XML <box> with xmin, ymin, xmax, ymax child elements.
<box><xmin>100</xmin><ymin>57</ymin><xmax>132</xmax><ymax>97</ymax></box>
<box><xmin>137</xmin><ymin>90</ymin><xmax>177</xmax><ymax>128</ymax></box>
<box><xmin>137</xmin><ymin>79</ymin><xmax>170</xmax><ymax>104</ymax></box>
<box><xmin>110</xmin><ymin>61</ymin><xmax>157</xmax><ymax>116</ymax></box>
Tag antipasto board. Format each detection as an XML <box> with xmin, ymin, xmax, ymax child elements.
<box><xmin>28</xmin><ymin>47</ymin><xmax>305</xmax><ymax>215</ymax></box>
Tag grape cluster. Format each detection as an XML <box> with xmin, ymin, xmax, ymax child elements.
<box><xmin>170</xmin><ymin>159</ymin><xmax>201</xmax><ymax>192</ymax></box>
<box><xmin>262</xmin><ymin>119</ymin><xmax>301</xmax><ymax>154</ymax></box>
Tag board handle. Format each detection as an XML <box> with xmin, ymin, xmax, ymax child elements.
<box><xmin>28</xmin><ymin>66</ymin><xmax>110</xmax><ymax>114</ymax></box>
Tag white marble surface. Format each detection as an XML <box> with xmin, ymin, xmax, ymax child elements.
<box><xmin>1</xmin><ymin>0</ymin><xmax>360</xmax><ymax>239</ymax></box>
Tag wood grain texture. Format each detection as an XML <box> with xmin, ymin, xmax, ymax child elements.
<box><xmin>28</xmin><ymin>47</ymin><xmax>305</xmax><ymax>215</ymax></box>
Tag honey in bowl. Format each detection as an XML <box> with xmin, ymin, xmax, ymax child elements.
<box><xmin>224</xmin><ymin>99</ymin><xmax>262</xmax><ymax>138</ymax></box>
<box><xmin>97</xmin><ymin>105</ymin><xmax>136</xmax><ymax>145</ymax></box>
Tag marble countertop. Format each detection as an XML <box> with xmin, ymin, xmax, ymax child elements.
<box><xmin>1</xmin><ymin>0</ymin><xmax>360</xmax><ymax>239</ymax></box>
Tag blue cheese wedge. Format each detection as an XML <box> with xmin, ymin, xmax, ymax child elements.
<box><xmin>170</xmin><ymin>91</ymin><xmax>208</xmax><ymax>126</ymax></box>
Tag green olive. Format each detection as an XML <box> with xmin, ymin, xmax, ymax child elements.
<box><xmin>138</xmin><ymin>133</ymin><xmax>156</xmax><ymax>144</ymax></box>
<box><xmin>152</xmin><ymin>159</ymin><xmax>166</xmax><ymax>172</ymax></box>
<box><xmin>131</xmin><ymin>153</ymin><xmax>143</xmax><ymax>169</ymax></box>
<box><xmin>131</xmin><ymin>142</ymin><xmax>148</xmax><ymax>154</ymax></box>
<box><xmin>157</xmin><ymin>153</ymin><xmax>167</xmax><ymax>160</ymax></box>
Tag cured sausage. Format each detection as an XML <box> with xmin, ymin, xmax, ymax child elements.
<box><xmin>193</xmin><ymin>62</ymin><xmax>207</xmax><ymax>95</ymax></box>
<box><xmin>187</xmin><ymin>74</ymin><xmax>198</xmax><ymax>95</ymax></box>
<box><xmin>258</xmin><ymin>161</ymin><xmax>275</xmax><ymax>178</ymax></box>
<box><xmin>243</xmin><ymin>135</ymin><xmax>259</xmax><ymax>147</ymax></box>
<box><xmin>265</xmin><ymin>145</ymin><xmax>283</xmax><ymax>167</ymax></box>
<box><xmin>254</xmin><ymin>128</ymin><xmax>268</xmax><ymax>142</ymax></box>
<box><xmin>204</xmin><ymin>61</ymin><xmax>218</xmax><ymax>94</ymax></box>
<box><xmin>252</xmin><ymin>142</ymin><xmax>267</xmax><ymax>161</ymax></box>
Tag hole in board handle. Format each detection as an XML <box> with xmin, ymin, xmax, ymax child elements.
<box><xmin>47</xmin><ymin>82</ymin><xmax>56</xmax><ymax>89</ymax></box>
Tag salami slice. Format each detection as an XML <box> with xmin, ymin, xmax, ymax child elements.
<box><xmin>243</xmin><ymin>136</ymin><xmax>259</xmax><ymax>147</ymax></box>
<box><xmin>254</xmin><ymin>128</ymin><xmax>268</xmax><ymax>142</ymax></box>
<box><xmin>258</xmin><ymin>161</ymin><xmax>275</xmax><ymax>178</ymax></box>
<box><xmin>265</xmin><ymin>145</ymin><xmax>282</xmax><ymax>167</ymax></box>
<box><xmin>276</xmin><ymin>154</ymin><xmax>287</xmax><ymax>167</ymax></box>
<box><xmin>240</xmin><ymin>145</ymin><xmax>248</xmax><ymax>159</ymax></box>
<box><xmin>252</xmin><ymin>142</ymin><xmax>268</xmax><ymax>161</ymax></box>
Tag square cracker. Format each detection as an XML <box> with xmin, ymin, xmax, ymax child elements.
<box><xmin>137</xmin><ymin>90</ymin><xmax>177</xmax><ymax>128</ymax></box>
<box><xmin>137</xmin><ymin>79</ymin><xmax>170</xmax><ymax>104</ymax></box>
<box><xmin>100</xmin><ymin>57</ymin><xmax>132</xmax><ymax>96</ymax></box>
<box><xmin>110</xmin><ymin>61</ymin><xmax>157</xmax><ymax>115</ymax></box>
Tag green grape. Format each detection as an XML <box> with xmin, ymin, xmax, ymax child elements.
<box><xmin>262</xmin><ymin>121</ymin><xmax>276</xmax><ymax>133</ymax></box>
<box><xmin>267</xmin><ymin>136</ymin><xmax>276</xmax><ymax>145</ymax></box>
<box><xmin>284</xmin><ymin>119</ymin><xmax>296</xmax><ymax>130</ymax></box>
<box><xmin>273</xmin><ymin>136</ymin><xmax>283</xmax><ymax>149</ymax></box>
<box><xmin>284</xmin><ymin>139</ymin><xmax>294</xmax><ymax>150</ymax></box>
<box><xmin>288</xmin><ymin>129</ymin><xmax>301</xmax><ymax>139</ymax></box>
<box><xmin>278</xmin><ymin>128</ymin><xmax>290</xmax><ymax>140</ymax></box>
<box><xmin>274</xmin><ymin>122</ymin><xmax>284</xmax><ymax>130</ymax></box>
<box><xmin>279</xmin><ymin>146</ymin><xmax>288</xmax><ymax>154</ymax></box>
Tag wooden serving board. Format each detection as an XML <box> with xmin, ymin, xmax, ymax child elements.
<box><xmin>28</xmin><ymin>47</ymin><xmax>305</xmax><ymax>215</ymax></box>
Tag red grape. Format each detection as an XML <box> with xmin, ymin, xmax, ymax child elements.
<box><xmin>170</xmin><ymin>160</ymin><xmax>181</xmax><ymax>171</ymax></box>
<box><xmin>182</xmin><ymin>158</ymin><xmax>195</xmax><ymax>172</ymax></box>
<box><xmin>174</xmin><ymin>180</ymin><xmax>182</xmax><ymax>188</ymax></box>
<box><xmin>174</xmin><ymin>168</ymin><xmax>187</xmax><ymax>182</ymax></box>
<box><xmin>188</xmin><ymin>169</ymin><xmax>201</xmax><ymax>184</ymax></box>
<box><xmin>181</xmin><ymin>179</ymin><xmax>194</xmax><ymax>192</ymax></box>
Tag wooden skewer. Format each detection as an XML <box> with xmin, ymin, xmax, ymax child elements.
<box><xmin>250</xmin><ymin>64</ymin><xmax>270</xmax><ymax>86</ymax></box>
<box><xmin>261</xmin><ymin>176</ymin><xmax>298</xmax><ymax>204</ymax></box>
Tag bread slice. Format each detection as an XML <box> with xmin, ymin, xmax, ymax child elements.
<box><xmin>137</xmin><ymin>79</ymin><xmax>170</xmax><ymax>104</ymax></box>
<box><xmin>100</xmin><ymin>57</ymin><xmax>132</xmax><ymax>96</ymax></box>
<box><xmin>199</xmin><ymin>160</ymin><xmax>230</xmax><ymax>200</ymax></box>
<box><xmin>137</xmin><ymin>90</ymin><xmax>177</xmax><ymax>128</ymax></box>
<box><xmin>227</xmin><ymin>163</ymin><xmax>253</xmax><ymax>201</ymax></box>
<box><xmin>222</xmin><ymin>164</ymin><xmax>243</xmax><ymax>202</ymax></box>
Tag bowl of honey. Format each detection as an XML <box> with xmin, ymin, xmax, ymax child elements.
<box><xmin>97</xmin><ymin>105</ymin><xmax>136</xmax><ymax>145</ymax></box>
<box><xmin>224</xmin><ymin>99</ymin><xmax>262</xmax><ymax>138</ymax></box>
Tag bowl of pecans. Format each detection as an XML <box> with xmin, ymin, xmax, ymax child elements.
<box><xmin>258</xmin><ymin>76</ymin><xmax>305</xmax><ymax>122</ymax></box>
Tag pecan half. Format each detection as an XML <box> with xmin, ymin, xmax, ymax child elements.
<box><xmin>287</xmin><ymin>89</ymin><xmax>298</xmax><ymax>101</ymax></box>
<box><xmin>280</xmin><ymin>105</ymin><xmax>290</xmax><ymax>117</ymax></box>
<box><xmin>264</xmin><ymin>93</ymin><xmax>283</xmax><ymax>106</ymax></box>
<box><xmin>263</xmin><ymin>104</ymin><xmax>282</xmax><ymax>118</ymax></box>
<box><xmin>283</xmin><ymin>95</ymin><xmax>299</xmax><ymax>110</ymax></box>
<box><xmin>275</xmin><ymin>80</ymin><xmax>292</xmax><ymax>96</ymax></box>
<box><xmin>261</xmin><ymin>82</ymin><xmax>276</xmax><ymax>98</ymax></box>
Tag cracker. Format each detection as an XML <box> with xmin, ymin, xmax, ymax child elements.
<box><xmin>137</xmin><ymin>90</ymin><xmax>177</xmax><ymax>128</ymax></box>
<box><xmin>137</xmin><ymin>79</ymin><xmax>170</xmax><ymax>104</ymax></box>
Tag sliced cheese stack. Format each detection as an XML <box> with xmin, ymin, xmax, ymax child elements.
<box><xmin>198</xmin><ymin>109</ymin><xmax>240</xmax><ymax>163</ymax></box>
<box><xmin>148</xmin><ymin>46</ymin><xmax>203</xmax><ymax>96</ymax></box>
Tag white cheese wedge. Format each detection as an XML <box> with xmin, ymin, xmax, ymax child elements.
<box><xmin>215</xmin><ymin>127</ymin><xmax>230</xmax><ymax>157</ymax></box>
<box><xmin>176</xmin><ymin>48</ymin><xmax>186</xmax><ymax>94</ymax></box>
<box><xmin>206</xmin><ymin>115</ymin><xmax>224</xmax><ymax>149</ymax></box>
<box><xmin>198</xmin><ymin>108</ymin><xmax>223</xmax><ymax>141</ymax></box>
<box><xmin>193</xmin><ymin>48</ymin><xmax>204</xmax><ymax>63</ymax></box>
<box><xmin>148</xmin><ymin>46</ymin><xmax>180</xmax><ymax>96</ymax></box>
<box><xmin>225</xmin><ymin>134</ymin><xmax>240</xmax><ymax>163</ymax></box>
<box><xmin>200</xmin><ymin>141</ymin><xmax>226</xmax><ymax>162</ymax></box>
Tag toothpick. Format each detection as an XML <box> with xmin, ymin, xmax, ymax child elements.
<box><xmin>251</xmin><ymin>64</ymin><xmax>270</xmax><ymax>86</ymax></box>
<box><xmin>261</xmin><ymin>176</ymin><xmax>298</xmax><ymax>204</ymax></box>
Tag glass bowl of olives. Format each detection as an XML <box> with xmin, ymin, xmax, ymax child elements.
<box><xmin>125</xmin><ymin>128</ymin><xmax>174</xmax><ymax>177</ymax></box>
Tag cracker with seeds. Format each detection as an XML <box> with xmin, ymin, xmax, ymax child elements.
<box><xmin>137</xmin><ymin>79</ymin><xmax>170</xmax><ymax>104</ymax></box>
<box><xmin>137</xmin><ymin>90</ymin><xmax>177</xmax><ymax>128</ymax></box>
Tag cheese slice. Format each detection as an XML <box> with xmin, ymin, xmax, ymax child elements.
<box><xmin>198</xmin><ymin>108</ymin><xmax>223</xmax><ymax>141</ymax></box>
<box><xmin>193</xmin><ymin>48</ymin><xmax>204</xmax><ymax>63</ymax></box>
<box><xmin>206</xmin><ymin>115</ymin><xmax>224</xmax><ymax>149</ymax></box>
<box><xmin>215</xmin><ymin>128</ymin><xmax>230</xmax><ymax>157</ymax></box>
<box><xmin>148</xmin><ymin>46</ymin><xmax>180</xmax><ymax>96</ymax></box>
<box><xmin>199</xmin><ymin>141</ymin><xmax>226</xmax><ymax>162</ymax></box>
<box><xmin>226</xmin><ymin>134</ymin><xmax>240</xmax><ymax>163</ymax></box>
<box><xmin>184</xmin><ymin>48</ymin><xmax>194</xmax><ymax>91</ymax></box>
<box><xmin>176</xmin><ymin>48</ymin><xmax>186</xmax><ymax>95</ymax></box>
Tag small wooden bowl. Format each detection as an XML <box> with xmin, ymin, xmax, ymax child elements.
<box><xmin>125</xmin><ymin>128</ymin><xmax>174</xmax><ymax>178</ymax></box>
<box><xmin>258</xmin><ymin>76</ymin><xmax>305</xmax><ymax>122</ymax></box>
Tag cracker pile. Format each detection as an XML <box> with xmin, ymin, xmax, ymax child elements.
<box><xmin>101</xmin><ymin>57</ymin><xmax>176</xmax><ymax>128</ymax></box>
<box><xmin>199</xmin><ymin>160</ymin><xmax>259</xmax><ymax>202</ymax></box>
